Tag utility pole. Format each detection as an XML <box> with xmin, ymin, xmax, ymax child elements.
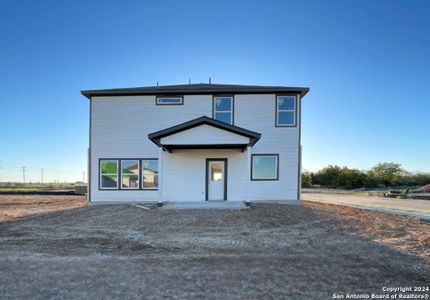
<box><xmin>41</xmin><ymin>168</ymin><xmax>44</xmax><ymax>185</ymax></box>
<box><xmin>83</xmin><ymin>171</ymin><xmax>86</xmax><ymax>184</ymax></box>
<box><xmin>22</xmin><ymin>166</ymin><xmax>26</xmax><ymax>185</ymax></box>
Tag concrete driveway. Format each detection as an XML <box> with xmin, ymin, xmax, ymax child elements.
<box><xmin>302</xmin><ymin>191</ymin><xmax>430</xmax><ymax>219</ymax></box>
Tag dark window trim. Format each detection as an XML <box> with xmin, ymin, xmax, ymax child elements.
<box><xmin>141</xmin><ymin>158</ymin><xmax>159</xmax><ymax>190</ymax></box>
<box><xmin>205</xmin><ymin>158</ymin><xmax>228</xmax><ymax>201</ymax></box>
<box><xmin>275</xmin><ymin>94</ymin><xmax>298</xmax><ymax>127</ymax></box>
<box><xmin>98</xmin><ymin>158</ymin><xmax>158</xmax><ymax>191</ymax></box>
<box><xmin>155</xmin><ymin>95</ymin><xmax>184</xmax><ymax>105</ymax></box>
<box><xmin>250</xmin><ymin>154</ymin><xmax>279</xmax><ymax>181</ymax></box>
<box><xmin>212</xmin><ymin>95</ymin><xmax>234</xmax><ymax>125</ymax></box>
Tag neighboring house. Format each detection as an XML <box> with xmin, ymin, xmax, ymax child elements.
<box><xmin>81</xmin><ymin>83</ymin><xmax>309</xmax><ymax>206</ymax></box>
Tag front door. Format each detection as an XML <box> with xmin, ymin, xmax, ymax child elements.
<box><xmin>206</xmin><ymin>159</ymin><xmax>227</xmax><ymax>201</ymax></box>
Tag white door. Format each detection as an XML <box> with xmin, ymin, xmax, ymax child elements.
<box><xmin>207</xmin><ymin>160</ymin><xmax>226</xmax><ymax>201</ymax></box>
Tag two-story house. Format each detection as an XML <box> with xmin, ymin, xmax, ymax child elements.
<box><xmin>81</xmin><ymin>83</ymin><xmax>309</xmax><ymax>206</ymax></box>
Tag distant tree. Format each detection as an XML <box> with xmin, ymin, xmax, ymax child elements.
<box><xmin>304</xmin><ymin>162</ymin><xmax>430</xmax><ymax>189</ymax></box>
<box><xmin>400</xmin><ymin>172</ymin><xmax>430</xmax><ymax>187</ymax></box>
<box><xmin>312</xmin><ymin>165</ymin><xmax>341</xmax><ymax>188</ymax></box>
<box><xmin>368</xmin><ymin>162</ymin><xmax>404</xmax><ymax>187</ymax></box>
<box><xmin>301</xmin><ymin>171</ymin><xmax>313</xmax><ymax>188</ymax></box>
<box><xmin>338</xmin><ymin>167</ymin><xmax>368</xmax><ymax>189</ymax></box>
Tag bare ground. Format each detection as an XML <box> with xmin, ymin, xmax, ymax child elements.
<box><xmin>0</xmin><ymin>196</ymin><xmax>429</xmax><ymax>299</ymax></box>
<box><xmin>0</xmin><ymin>194</ymin><xmax>86</xmax><ymax>221</ymax></box>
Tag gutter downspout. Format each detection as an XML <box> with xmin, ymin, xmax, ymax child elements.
<box><xmin>245</xmin><ymin>146</ymin><xmax>251</xmax><ymax>207</ymax></box>
<box><xmin>157</xmin><ymin>147</ymin><xmax>164</xmax><ymax>207</ymax></box>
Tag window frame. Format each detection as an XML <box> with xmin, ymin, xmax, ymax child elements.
<box><xmin>275</xmin><ymin>95</ymin><xmax>297</xmax><ymax>127</ymax></box>
<box><xmin>250</xmin><ymin>154</ymin><xmax>279</xmax><ymax>181</ymax></box>
<box><xmin>156</xmin><ymin>95</ymin><xmax>184</xmax><ymax>105</ymax></box>
<box><xmin>212</xmin><ymin>95</ymin><xmax>234</xmax><ymax>125</ymax></box>
<box><xmin>120</xmin><ymin>159</ymin><xmax>140</xmax><ymax>190</ymax></box>
<box><xmin>99</xmin><ymin>159</ymin><xmax>119</xmax><ymax>190</ymax></box>
<box><xmin>141</xmin><ymin>158</ymin><xmax>159</xmax><ymax>190</ymax></box>
<box><xmin>98</xmin><ymin>158</ymin><xmax>159</xmax><ymax>191</ymax></box>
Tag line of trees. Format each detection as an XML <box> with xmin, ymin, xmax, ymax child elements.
<box><xmin>302</xmin><ymin>163</ymin><xmax>430</xmax><ymax>189</ymax></box>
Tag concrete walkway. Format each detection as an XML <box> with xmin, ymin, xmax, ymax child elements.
<box><xmin>162</xmin><ymin>201</ymin><xmax>248</xmax><ymax>210</ymax></box>
<box><xmin>302</xmin><ymin>192</ymin><xmax>430</xmax><ymax>220</ymax></box>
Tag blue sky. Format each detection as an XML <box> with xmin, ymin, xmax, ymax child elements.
<box><xmin>0</xmin><ymin>0</ymin><xmax>429</xmax><ymax>182</ymax></box>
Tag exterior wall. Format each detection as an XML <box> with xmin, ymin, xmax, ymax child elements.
<box><xmin>90</xmin><ymin>95</ymin><xmax>212</xmax><ymax>202</ymax></box>
<box><xmin>89</xmin><ymin>94</ymin><xmax>300</xmax><ymax>202</ymax></box>
<box><xmin>235</xmin><ymin>94</ymin><xmax>300</xmax><ymax>201</ymax></box>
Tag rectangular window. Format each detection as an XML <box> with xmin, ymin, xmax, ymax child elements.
<box><xmin>100</xmin><ymin>160</ymin><xmax>119</xmax><ymax>189</ymax></box>
<box><xmin>121</xmin><ymin>160</ymin><xmax>139</xmax><ymax>189</ymax></box>
<box><xmin>251</xmin><ymin>154</ymin><xmax>279</xmax><ymax>180</ymax></box>
<box><xmin>213</xmin><ymin>96</ymin><xmax>233</xmax><ymax>124</ymax></box>
<box><xmin>156</xmin><ymin>96</ymin><xmax>183</xmax><ymax>105</ymax></box>
<box><xmin>142</xmin><ymin>159</ymin><xmax>159</xmax><ymax>189</ymax></box>
<box><xmin>276</xmin><ymin>95</ymin><xmax>296</xmax><ymax>126</ymax></box>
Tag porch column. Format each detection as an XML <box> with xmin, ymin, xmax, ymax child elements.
<box><xmin>245</xmin><ymin>146</ymin><xmax>251</xmax><ymax>207</ymax></box>
<box><xmin>157</xmin><ymin>147</ymin><xmax>164</xmax><ymax>207</ymax></box>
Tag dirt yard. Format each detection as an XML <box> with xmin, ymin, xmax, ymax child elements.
<box><xmin>0</xmin><ymin>196</ymin><xmax>429</xmax><ymax>299</ymax></box>
<box><xmin>0</xmin><ymin>194</ymin><xmax>86</xmax><ymax>222</ymax></box>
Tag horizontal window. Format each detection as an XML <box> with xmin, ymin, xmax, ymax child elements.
<box><xmin>213</xmin><ymin>96</ymin><xmax>233</xmax><ymax>124</ymax></box>
<box><xmin>121</xmin><ymin>160</ymin><xmax>139</xmax><ymax>189</ymax></box>
<box><xmin>99</xmin><ymin>159</ymin><xmax>158</xmax><ymax>190</ymax></box>
<box><xmin>251</xmin><ymin>154</ymin><xmax>279</xmax><ymax>180</ymax></box>
<box><xmin>276</xmin><ymin>96</ymin><xmax>296</xmax><ymax>126</ymax></box>
<box><xmin>100</xmin><ymin>160</ymin><xmax>119</xmax><ymax>189</ymax></box>
<box><xmin>156</xmin><ymin>96</ymin><xmax>183</xmax><ymax>105</ymax></box>
<box><xmin>142</xmin><ymin>159</ymin><xmax>159</xmax><ymax>189</ymax></box>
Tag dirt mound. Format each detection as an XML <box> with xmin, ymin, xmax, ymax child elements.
<box><xmin>415</xmin><ymin>184</ymin><xmax>430</xmax><ymax>193</ymax></box>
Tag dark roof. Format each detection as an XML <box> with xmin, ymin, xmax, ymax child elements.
<box><xmin>148</xmin><ymin>116</ymin><xmax>261</xmax><ymax>149</ymax></box>
<box><xmin>81</xmin><ymin>83</ymin><xmax>309</xmax><ymax>99</ymax></box>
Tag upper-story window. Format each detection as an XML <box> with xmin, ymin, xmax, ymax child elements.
<box><xmin>276</xmin><ymin>95</ymin><xmax>296</xmax><ymax>127</ymax></box>
<box><xmin>156</xmin><ymin>96</ymin><xmax>183</xmax><ymax>105</ymax></box>
<box><xmin>213</xmin><ymin>96</ymin><xmax>233</xmax><ymax>124</ymax></box>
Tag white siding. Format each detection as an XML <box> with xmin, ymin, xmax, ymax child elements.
<box><xmin>90</xmin><ymin>94</ymin><xmax>300</xmax><ymax>202</ymax></box>
<box><xmin>161</xmin><ymin>124</ymin><xmax>249</xmax><ymax>145</ymax></box>
<box><xmin>235</xmin><ymin>94</ymin><xmax>300</xmax><ymax>200</ymax></box>
<box><xmin>90</xmin><ymin>95</ymin><xmax>211</xmax><ymax>202</ymax></box>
